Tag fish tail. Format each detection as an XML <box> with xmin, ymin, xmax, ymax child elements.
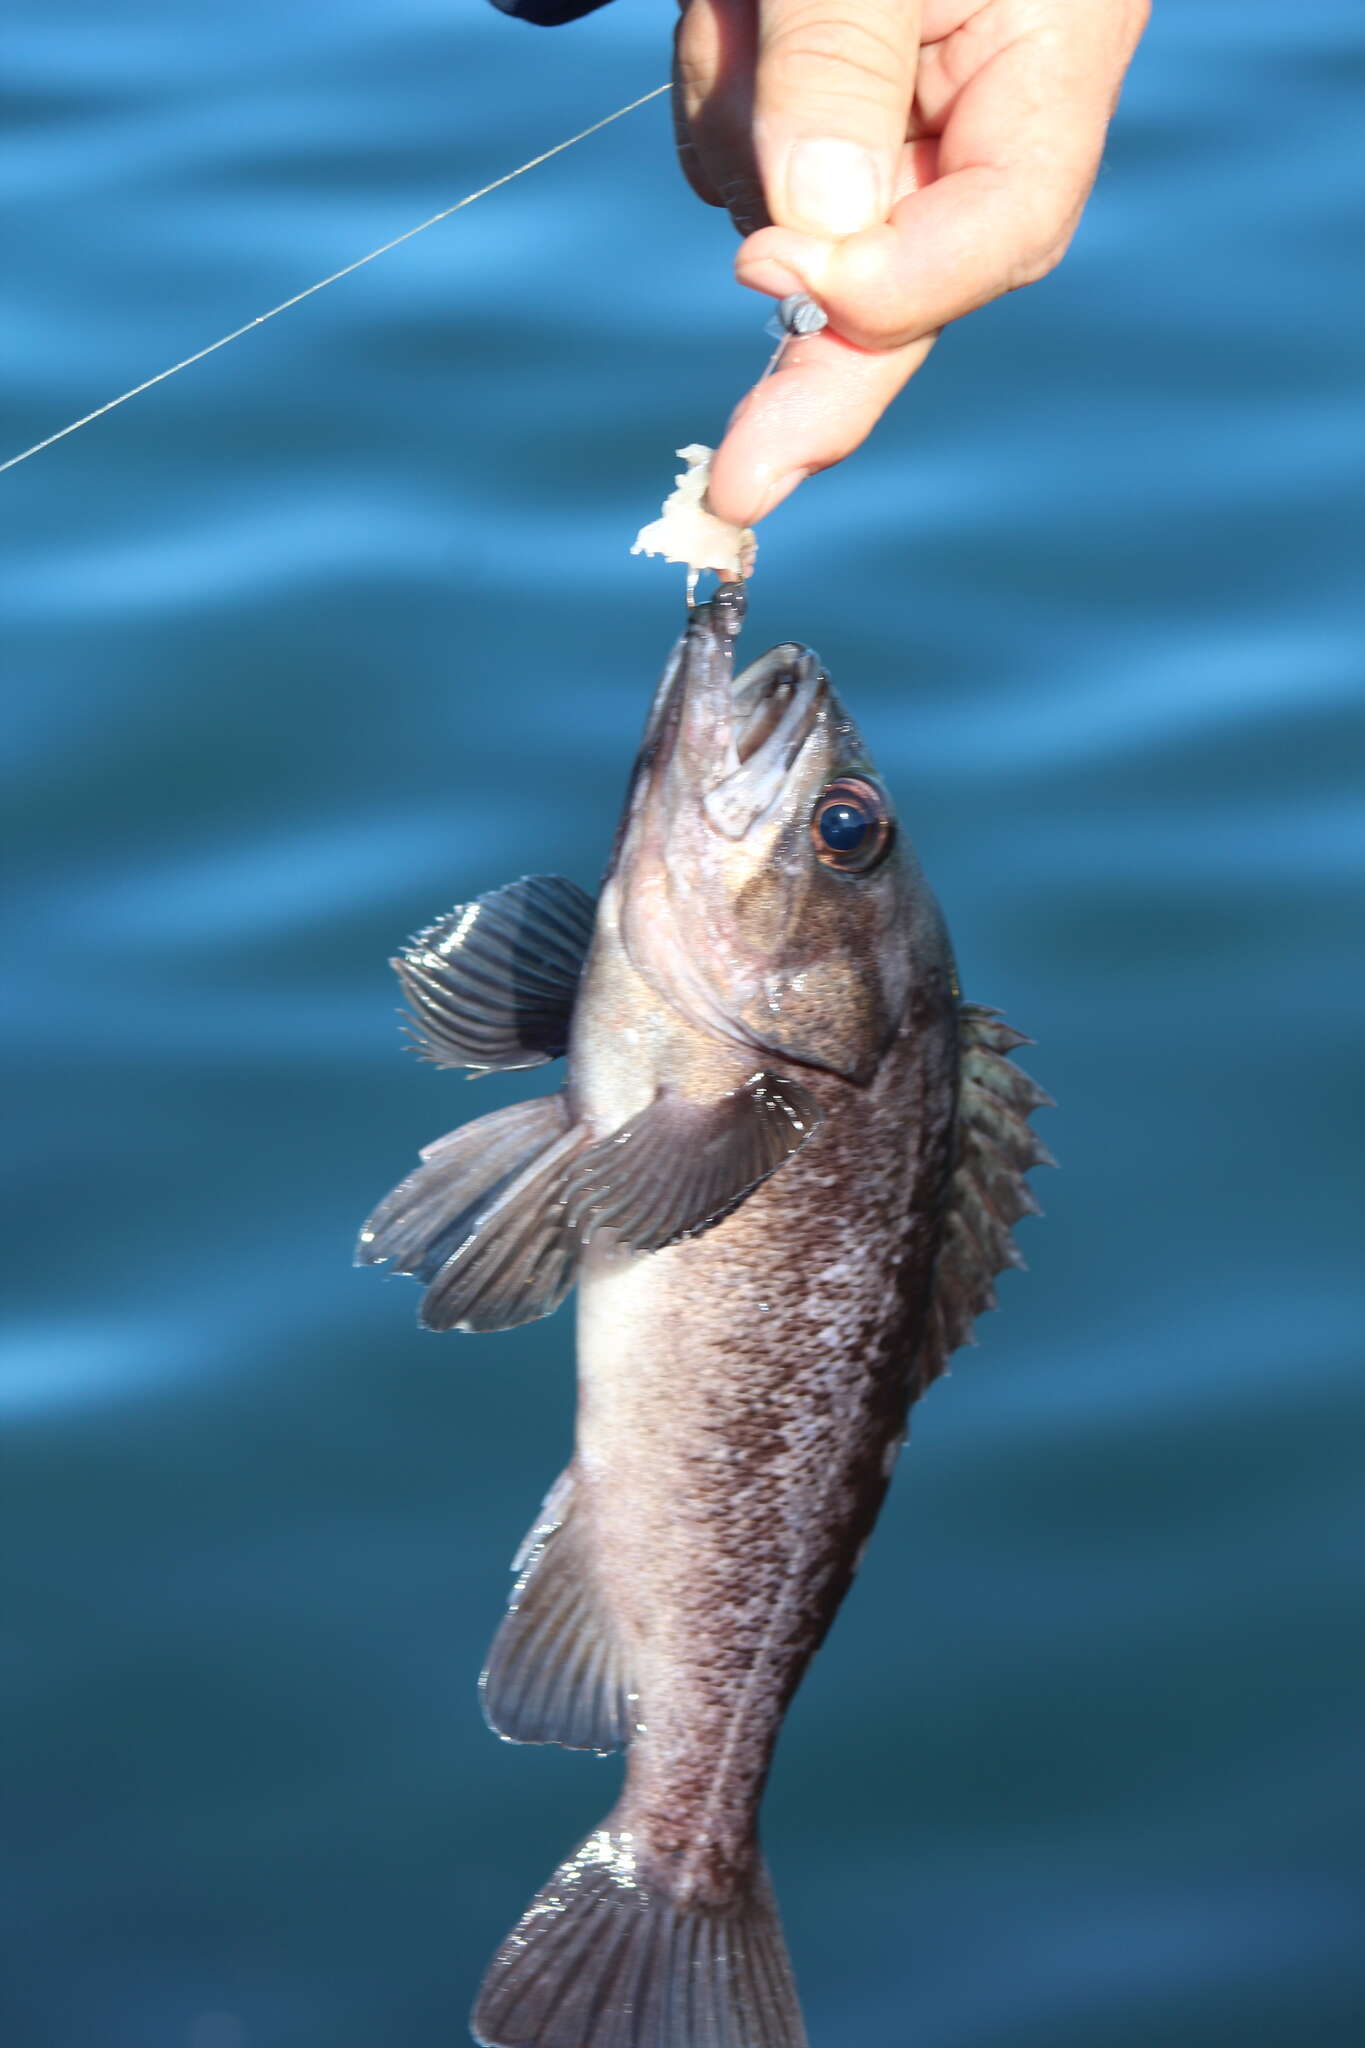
<box><xmin>472</xmin><ymin>1811</ymin><xmax>807</xmax><ymax>2048</ymax></box>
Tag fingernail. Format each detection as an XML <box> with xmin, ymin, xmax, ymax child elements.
<box><xmin>781</xmin><ymin>138</ymin><xmax>884</xmax><ymax>238</ymax></box>
<box><xmin>735</xmin><ymin>255</ymin><xmax>806</xmax><ymax>302</ymax></box>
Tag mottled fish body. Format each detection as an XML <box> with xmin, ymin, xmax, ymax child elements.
<box><xmin>357</xmin><ymin>588</ymin><xmax>1052</xmax><ymax>2047</ymax></box>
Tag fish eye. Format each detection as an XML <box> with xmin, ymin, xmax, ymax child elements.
<box><xmin>811</xmin><ymin>777</ymin><xmax>894</xmax><ymax>874</ymax></box>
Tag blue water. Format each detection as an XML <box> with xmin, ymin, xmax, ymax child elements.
<box><xmin>4</xmin><ymin>3</ymin><xmax>1362</xmax><ymax>2044</ymax></box>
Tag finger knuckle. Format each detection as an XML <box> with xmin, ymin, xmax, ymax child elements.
<box><xmin>1003</xmin><ymin>205</ymin><xmax>1081</xmax><ymax>292</ymax></box>
<box><xmin>673</xmin><ymin>46</ymin><xmax>709</xmax><ymax>96</ymax></box>
<box><xmin>673</xmin><ymin>4</ymin><xmax>716</xmax><ymax>86</ymax></box>
<box><xmin>764</xmin><ymin>6</ymin><xmax>911</xmax><ymax>105</ymax></box>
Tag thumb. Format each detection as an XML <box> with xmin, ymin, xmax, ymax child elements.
<box><xmin>754</xmin><ymin>0</ymin><xmax>920</xmax><ymax>239</ymax></box>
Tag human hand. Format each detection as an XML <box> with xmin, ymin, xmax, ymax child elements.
<box><xmin>673</xmin><ymin>0</ymin><xmax>1149</xmax><ymax>525</ymax></box>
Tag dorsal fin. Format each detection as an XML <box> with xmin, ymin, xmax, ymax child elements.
<box><xmin>915</xmin><ymin>1004</ymin><xmax>1055</xmax><ymax>1392</ymax></box>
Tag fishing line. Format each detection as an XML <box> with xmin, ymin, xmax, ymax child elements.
<box><xmin>0</xmin><ymin>80</ymin><xmax>672</xmax><ymax>479</ymax></box>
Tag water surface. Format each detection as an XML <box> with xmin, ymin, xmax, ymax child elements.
<box><xmin>3</xmin><ymin>3</ymin><xmax>1363</xmax><ymax>2044</ymax></box>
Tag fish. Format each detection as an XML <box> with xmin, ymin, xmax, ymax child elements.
<box><xmin>356</xmin><ymin>584</ymin><xmax>1053</xmax><ymax>2048</ymax></box>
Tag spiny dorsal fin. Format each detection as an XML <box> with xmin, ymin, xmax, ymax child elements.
<box><xmin>394</xmin><ymin>874</ymin><xmax>596</xmax><ymax>1074</ymax></box>
<box><xmin>916</xmin><ymin>1004</ymin><xmax>1055</xmax><ymax>1392</ymax></box>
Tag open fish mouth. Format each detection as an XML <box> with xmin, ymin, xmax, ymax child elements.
<box><xmin>620</xmin><ymin>588</ymin><xmax>828</xmax><ymax>857</ymax></box>
<box><xmin>732</xmin><ymin>643</ymin><xmax>825</xmax><ymax>763</ymax></box>
<box><xmin>704</xmin><ymin>636</ymin><xmax>827</xmax><ymax>841</ymax></box>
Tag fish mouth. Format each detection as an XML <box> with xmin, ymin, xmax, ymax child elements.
<box><xmin>707</xmin><ymin>640</ymin><xmax>825</xmax><ymax>839</ymax></box>
<box><xmin>611</xmin><ymin>587</ymin><xmax>828</xmax><ymax>879</ymax></box>
<box><xmin>734</xmin><ymin>645</ymin><xmax>820</xmax><ymax>762</ymax></box>
<box><xmin>667</xmin><ymin>586</ymin><xmax>827</xmax><ymax>841</ymax></box>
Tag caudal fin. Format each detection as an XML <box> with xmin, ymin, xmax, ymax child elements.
<box><xmin>472</xmin><ymin>1818</ymin><xmax>807</xmax><ymax>2048</ymax></box>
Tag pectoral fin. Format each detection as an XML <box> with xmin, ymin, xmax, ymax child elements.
<box><xmin>917</xmin><ymin>1005</ymin><xmax>1055</xmax><ymax>1390</ymax></box>
<box><xmin>564</xmin><ymin>1071</ymin><xmax>821</xmax><ymax>1253</ymax></box>
<box><xmin>394</xmin><ymin>874</ymin><xmax>596</xmax><ymax>1073</ymax></box>
<box><xmin>356</xmin><ymin>1092</ymin><xmax>586</xmax><ymax>1332</ymax></box>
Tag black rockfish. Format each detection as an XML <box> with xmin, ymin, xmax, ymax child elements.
<box><xmin>357</xmin><ymin>585</ymin><xmax>1052</xmax><ymax>2048</ymax></box>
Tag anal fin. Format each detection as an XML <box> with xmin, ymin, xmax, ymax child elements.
<box><xmin>481</xmin><ymin>1470</ymin><xmax>636</xmax><ymax>1754</ymax></box>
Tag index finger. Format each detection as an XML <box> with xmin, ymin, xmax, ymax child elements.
<box><xmin>706</xmin><ymin>324</ymin><xmax>935</xmax><ymax>527</ymax></box>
